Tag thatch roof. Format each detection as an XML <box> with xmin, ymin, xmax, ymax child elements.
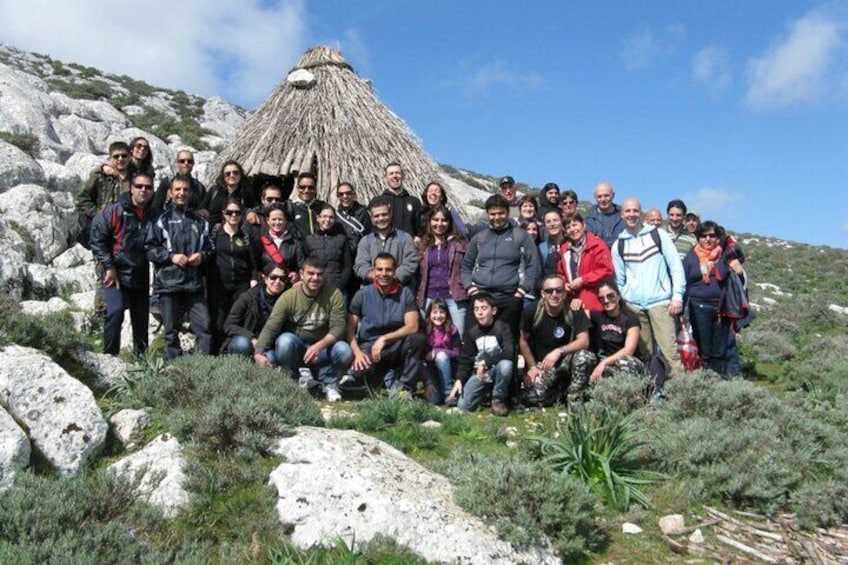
<box><xmin>215</xmin><ymin>45</ymin><xmax>465</xmax><ymax>214</ymax></box>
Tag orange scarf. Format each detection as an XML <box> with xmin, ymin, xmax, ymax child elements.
<box><xmin>694</xmin><ymin>244</ymin><xmax>722</xmax><ymax>283</ymax></box>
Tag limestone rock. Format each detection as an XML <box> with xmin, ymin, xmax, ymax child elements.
<box><xmin>53</xmin><ymin>263</ymin><xmax>97</xmax><ymax>295</ymax></box>
<box><xmin>271</xmin><ymin>426</ymin><xmax>559</xmax><ymax>564</ymax></box>
<box><xmin>622</xmin><ymin>522</ymin><xmax>643</xmax><ymax>534</ymax></box>
<box><xmin>20</xmin><ymin>296</ymin><xmax>71</xmax><ymax>317</ymax></box>
<box><xmin>659</xmin><ymin>514</ymin><xmax>686</xmax><ymax>535</ymax></box>
<box><xmin>63</xmin><ymin>152</ymin><xmax>104</xmax><ymax>183</ymax></box>
<box><xmin>0</xmin><ymin>345</ymin><xmax>107</xmax><ymax>476</ymax></box>
<box><xmin>0</xmin><ymin>407</ymin><xmax>31</xmax><ymax>491</ymax></box>
<box><xmin>0</xmin><ymin>62</ymin><xmax>61</xmax><ymax>145</ymax></box>
<box><xmin>25</xmin><ymin>263</ymin><xmax>58</xmax><ymax>298</ymax></box>
<box><xmin>689</xmin><ymin>528</ymin><xmax>704</xmax><ymax>544</ymax></box>
<box><xmin>38</xmin><ymin>159</ymin><xmax>82</xmax><ymax>193</ymax></box>
<box><xmin>52</xmin><ymin>114</ymin><xmax>111</xmax><ymax>153</ymax></box>
<box><xmin>109</xmin><ymin>434</ymin><xmax>189</xmax><ymax>518</ymax></box>
<box><xmin>51</xmin><ymin>244</ymin><xmax>93</xmax><ymax>269</ymax></box>
<box><xmin>200</xmin><ymin>97</ymin><xmax>246</xmax><ymax>140</ymax></box>
<box><xmin>0</xmin><ymin>184</ymin><xmax>73</xmax><ymax>262</ymax></box>
<box><xmin>69</xmin><ymin>290</ymin><xmax>95</xmax><ymax>311</ymax></box>
<box><xmin>421</xmin><ymin>420</ymin><xmax>442</xmax><ymax>429</ymax></box>
<box><xmin>72</xmin><ymin>349</ymin><xmax>132</xmax><ymax>389</ymax></box>
<box><xmin>109</xmin><ymin>408</ymin><xmax>152</xmax><ymax>446</ymax></box>
<box><xmin>0</xmin><ymin>218</ymin><xmax>27</xmax><ymax>297</ymax></box>
<box><xmin>0</xmin><ymin>140</ymin><xmax>45</xmax><ymax>190</ymax></box>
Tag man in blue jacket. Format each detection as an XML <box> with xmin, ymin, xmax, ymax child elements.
<box><xmin>145</xmin><ymin>174</ymin><xmax>213</xmax><ymax>360</ymax></box>
<box><xmin>613</xmin><ymin>198</ymin><xmax>686</xmax><ymax>377</ymax></box>
<box><xmin>89</xmin><ymin>172</ymin><xmax>155</xmax><ymax>355</ymax></box>
<box><xmin>585</xmin><ymin>182</ymin><xmax>625</xmax><ymax>248</ymax></box>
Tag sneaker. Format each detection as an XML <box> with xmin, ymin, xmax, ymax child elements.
<box><xmin>298</xmin><ymin>368</ymin><xmax>319</xmax><ymax>390</ymax></box>
<box><xmin>339</xmin><ymin>374</ymin><xmax>356</xmax><ymax>388</ymax></box>
<box><xmin>491</xmin><ymin>398</ymin><xmax>510</xmax><ymax>417</ymax></box>
<box><xmin>324</xmin><ymin>383</ymin><xmax>342</xmax><ymax>402</ymax></box>
<box><xmin>445</xmin><ymin>396</ymin><xmax>458</xmax><ymax>408</ymax></box>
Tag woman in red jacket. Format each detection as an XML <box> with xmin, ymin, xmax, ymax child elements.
<box><xmin>556</xmin><ymin>212</ymin><xmax>614</xmax><ymax>312</ymax></box>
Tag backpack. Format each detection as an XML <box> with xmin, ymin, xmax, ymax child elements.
<box><xmin>530</xmin><ymin>300</ymin><xmax>576</xmax><ymax>342</ymax></box>
<box><xmin>617</xmin><ymin>227</ymin><xmax>663</xmax><ymax>259</ymax></box>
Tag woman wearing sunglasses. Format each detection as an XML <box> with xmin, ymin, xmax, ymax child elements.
<box><xmin>200</xmin><ymin>159</ymin><xmax>257</xmax><ymax>225</ymax></box>
<box><xmin>587</xmin><ymin>280</ymin><xmax>644</xmax><ymax>384</ymax></box>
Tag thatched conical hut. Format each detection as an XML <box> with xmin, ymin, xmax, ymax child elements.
<box><xmin>215</xmin><ymin>45</ymin><xmax>460</xmax><ymax>213</ymax></box>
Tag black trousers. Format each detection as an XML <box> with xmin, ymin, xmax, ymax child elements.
<box><xmin>159</xmin><ymin>292</ymin><xmax>212</xmax><ymax>360</ymax></box>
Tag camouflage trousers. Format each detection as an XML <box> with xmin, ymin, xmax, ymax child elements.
<box><xmin>522</xmin><ymin>349</ymin><xmax>598</xmax><ymax>406</ymax></box>
<box><xmin>600</xmin><ymin>354</ymin><xmax>645</xmax><ymax>379</ymax></box>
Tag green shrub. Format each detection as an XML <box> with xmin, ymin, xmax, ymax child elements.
<box><xmin>114</xmin><ymin>354</ymin><xmax>323</xmax><ymax>455</ymax></box>
<box><xmin>0</xmin><ymin>470</ymin><xmax>209</xmax><ymax>562</ymax></box>
<box><xmin>781</xmin><ymin>335</ymin><xmax>848</xmax><ymax>397</ymax></box>
<box><xmin>589</xmin><ymin>373</ymin><xmax>651</xmax><ymax>416</ymax></box>
<box><xmin>527</xmin><ymin>405</ymin><xmax>663</xmax><ymax>510</ymax></box>
<box><xmin>0</xmin><ymin>131</ymin><xmax>39</xmax><ymax>156</ymax></box>
<box><xmin>438</xmin><ymin>453</ymin><xmax>606</xmax><ymax>562</ymax></box>
<box><xmin>47</xmin><ymin>77</ymin><xmax>113</xmax><ymax>100</ymax></box>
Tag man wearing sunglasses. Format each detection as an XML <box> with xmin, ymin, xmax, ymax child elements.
<box><xmin>151</xmin><ymin>150</ymin><xmax>206</xmax><ymax>216</ymax></box>
<box><xmin>290</xmin><ymin>171</ymin><xmax>326</xmax><ymax>236</ymax></box>
<box><xmin>75</xmin><ymin>141</ymin><xmax>132</xmax><ymax>248</ymax></box>
<box><xmin>89</xmin><ymin>172</ymin><xmax>156</xmax><ymax>356</ymax></box>
<box><xmin>519</xmin><ymin>274</ymin><xmax>595</xmax><ymax>406</ymax></box>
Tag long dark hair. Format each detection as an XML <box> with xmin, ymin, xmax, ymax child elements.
<box><xmin>420</xmin><ymin>181</ymin><xmax>448</xmax><ymax>212</ymax></box>
<box><xmin>425</xmin><ymin>298</ymin><xmax>454</xmax><ymax>336</ymax></box>
<box><xmin>129</xmin><ymin>136</ymin><xmax>153</xmax><ymax>174</ymax></box>
<box><xmin>418</xmin><ymin>205</ymin><xmax>463</xmax><ymax>251</ymax></box>
<box><xmin>216</xmin><ymin>159</ymin><xmax>247</xmax><ymax>191</ymax></box>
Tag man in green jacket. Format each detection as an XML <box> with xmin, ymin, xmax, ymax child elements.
<box><xmin>75</xmin><ymin>141</ymin><xmax>132</xmax><ymax>247</ymax></box>
<box><xmin>254</xmin><ymin>256</ymin><xmax>352</xmax><ymax>402</ymax></box>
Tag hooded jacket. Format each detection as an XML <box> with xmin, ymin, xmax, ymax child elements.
<box><xmin>89</xmin><ymin>192</ymin><xmax>152</xmax><ymax>290</ymax></box>
<box><xmin>304</xmin><ymin>224</ymin><xmax>353</xmax><ymax>290</ymax></box>
<box><xmin>381</xmin><ymin>187</ymin><xmax>421</xmax><ymax>236</ymax></box>
<box><xmin>354</xmin><ymin>228</ymin><xmax>418</xmax><ymax>286</ymax></box>
<box><xmin>460</xmin><ymin>223</ymin><xmax>541</xmax><ymax>299</ymax></box>
<box><xmin>337</xmin><ymin>202</ymin><xmax>372</xmax><ymax>253</ymax></box>
<box><xmin>290</xmin><ymin>197</ymin><xmax>327</xmax><ymax>237</ymax></box>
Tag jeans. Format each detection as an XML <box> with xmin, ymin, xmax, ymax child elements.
<box><xmin>226</xmin><ymin>335</ymin><xmax>278</xmax><ymax>364</ymax></box>
<box><xmin>424</xmin><ymin>350</ymin><xmax>455</xmax><ymax>404</ymax></box>
<box><xmin>159</xmin><ymin>292</ymin><xmax>212</xmax><ymax>360</ymax></box>
<box><xmin>689</xmin><ymin>300</ymin><xmax>730</xmax><ymax>376</ymax></box>
<box><xmin>424</xmin><ymin>298</ymin><xmax>468</xmax><ymax>340</ymax></box>
<box><xmin>458</xmin><ymin>359</ymin><xmax>514</xmax><ymax>412</ymax></box>
<box><xmin>352</xmin><ymin>333</ymin><xmax>427</xmax><ymax>392</ymax></box>
<box><xmin>103</xmin><ymin>285</ymin><xmax>149</xmax><ymax>355</ymax></box>
<box><xmin>274</xmin><ymin>333</ymin><xmax>353</xmax><ymax>385</ymax></box>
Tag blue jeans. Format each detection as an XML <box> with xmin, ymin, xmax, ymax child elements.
<box><xmin>458</xmin><ymin>359</ymin><xmax>514</xmax><ymax>412</ymax></box>
<box><xmin>424</xmin><ymin>351</ymin><xmax>455</xmax><ymax>403</ymax></box>
<box><xmin>424</xmin><ymin>298</ymin><xmax>468</xmax><ymax>340</ymax></box>
<box><xmin>226</xmin><ymin>336</ymin><xmax>278</xmax><ymax>364</ymax></box>
<box><xmin>274</xmin><ymin>333</ymin><xmax>353</xmax><ymax>385</ymax></box>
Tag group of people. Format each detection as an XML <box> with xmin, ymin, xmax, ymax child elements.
<box><xmin>78</xmin><ymin>140</ymin><xmax>747</xmax><ymax>416</ymax></box>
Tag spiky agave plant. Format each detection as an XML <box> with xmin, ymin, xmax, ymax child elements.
<box><xmin>527</xmin><ymin>405</ymin><xmax>664</xmax><ymax>511</ymax></box>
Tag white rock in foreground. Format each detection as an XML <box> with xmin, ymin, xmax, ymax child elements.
<box><xmin>109</xmin><ymin>434</ymin><xmax>188</xmax><ymax>518</ymax></box>
<box><xmin>0</xmin><ymin>345</ymin><xmax>107</xmax><ymax>476</ymax></box>
<box><xmin>271</xmin><ymin>426</ymin><xmax>559</xmax><ymax>564</ymax></box>
<box><xmin>72</xmin><ymin>349</ymin><xmax>131</xmax><ymax>389</ymax></box>
<box><xmin>659</xmin><ymin>514</ymin><xmax>686</xmax><ymax>535</ymax></box>
<box><xmin>109</xmin><ymin>407</ymin><xmax>152</xmax><ymax>446</ymax></box>
<box><xmin>0</xmin><ymin>407</ymin><xmax>31</xmax><ymax>491</ymax></box>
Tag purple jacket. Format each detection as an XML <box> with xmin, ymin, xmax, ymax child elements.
<box><xmin>428</xmin><ymin>326</ymin><xmax>461</xmax><ymax>359</ymax></box>
<box><xmin>416</xmin><ymin>237</ymin><xmax>469</xmax><ymax>308</ymax></box>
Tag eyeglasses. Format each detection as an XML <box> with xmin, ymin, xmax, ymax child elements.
<box><xmin>297</xmin><ymin>185</ymin><xmax>316</xmax><ymax>191</ymax></box>
<box><xmin>223</xmin><ymin>170</ymin><xmax>240</xmax><ymax>177</ymax></box>
<box><xmin>337</xmin><ymin>191</ymin><xmax>353</xmax><ymax>197</ymax></box>
<box><xmin>111</xmin><ymin>154</ymin><xmax>129</xmax><ymax>160</ymax></box>
<box><xmin>134</xmin><ymin>143</ymin><xmax>149</xmax><ymax>150</ymax></box>
<box><xmin>561</xmin><ymin>199</ymin><xmax>577</xmax><ymax>205</ymax></box>
<box><xmin>132</xmin><ymin>183</ymin><xmax>154</xmax><ymax>190</ymax></box>
<box><xmin>542</xmin><ymin>287</ymin><xmax>565</xmax><ymax>295</ymax></box>
<box><xmin>178</xmin><ymin>158</ymin><xmax>194</xmax><ymax>164</ymax></box>
<box><xmin>701</xmin><ymin>233</ymin><xmax>717</xmax><ymax>239</ymax></box>
<box><xmin>224</xmin><ymin>209</ymin><xmax>242</xmax><ymax>216</ymax></box>
<box><xmin>267</xmin><ymin>274</ymin><xmax>285</xmax><ymax>282</ymax></box>
<box><xmin>599</xmin><ymin>293</ymin><xmax>618</xmax><ymax>302</ymax></box>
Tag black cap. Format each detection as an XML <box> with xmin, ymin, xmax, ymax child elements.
<box><xmin>499</xmin><ymin>175</ymin><xmax>515</xmax><ymax>186</ymax></box>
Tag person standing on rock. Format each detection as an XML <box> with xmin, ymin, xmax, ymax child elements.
<box><xmin>75</xmin><ymin>141</ymin><xmax>132</xmax><ymax>248</ymax></box>
<box><xmin>145</xmin><ymin>174</ymin><xmax>213</xmax><ymax>360</ymax></box>
<box><xmin>88</xmin><ymin>172</ymin><xmax>155</xmax><ymax>355</ymax></box>
<box><xmin>151</xmin><ymin>150</ymin><xmax>206</xmax><ymax>216</ymax></box>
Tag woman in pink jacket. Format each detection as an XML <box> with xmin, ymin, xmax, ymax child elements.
<box><xmin>556</xmin><ymin>212</ymin><xmax>614</xmax><ymax>312</ymax></box>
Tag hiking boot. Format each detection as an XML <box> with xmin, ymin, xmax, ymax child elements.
<box><xmin>491</xmin><ymin>398</ymin><xmax>510</xmax><ymax>417</ymax></box>
<box><xmin>324</xmin><ymin>383</ymin><xmax>342</xmax><ymax>402</ymax></box>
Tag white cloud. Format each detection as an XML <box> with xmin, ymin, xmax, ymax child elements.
<box><xmin>692</xmin><ymin>46</ymin><xmax>733</xmax><ymax>95</ymax></box>
<box><xmin>338</xmin><ymin>28</ymin><xmax>371</xmax><ymax>76</ymax></box>
<box><xmin>745</xmin><ymin>10</ymin><xmax>846</xmax><ymax>108</ymax></box>
<box><xmin>683</xmin><ymin>188</ymin><xmax>746</xmax><ymax>222</ymax></box>
<box><xmin>441</xmin><ymin>60</ymin><xmax>543</xmax><ymax>98</ymax></box>
<box><xmin>620</xmin><ymin>24</ymin><xmax>685</xmax><ymax>71</ymax></box>
<box><xmin>0</xmin><ymin>0</ymin><xmax>308</xmax><ymax>108</ymax></box>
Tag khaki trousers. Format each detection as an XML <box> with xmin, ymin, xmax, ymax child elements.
<box><xmin>627</xmin><ymin>303</ymin><xmax>683</xmax><ymax>378</ymax></box>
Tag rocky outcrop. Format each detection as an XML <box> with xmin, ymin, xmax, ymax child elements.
<box><xmin>0</xmin><ymin>345</ymin><xmax>107</xmax><ymax>477</ymax></box>
<box><xmin>0</xmin><ymin>183</ymin><xmax>74</xmax><ymax>263</ymax></box>
<box><xmin>0</xmin><ymin>407</ymin><xmax>31</xmax><ymax>491</ymax></box>
<box><xmin>0</xmin><ymin>140</ymin><xmax>45</xmax><ymax>189</ymax></box>
<box><xmin>108</xmin><ymin>407</ymin><xmax>152</xmax><ymax>447</ymax></box>
<box><xmin>109</xmin><ymin>434</ymin><xmax>189</xmax><ymax>518</ymax></box>
<box><xmin>270</xmin><ymin>426</ymin><xmax>559</xmax><ymax>564</ymax></box>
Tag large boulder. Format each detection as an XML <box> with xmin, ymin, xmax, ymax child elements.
<box><xmin>0</xmin><ymin>407</ymin><xmax>31</xmax><ymax>491</ymax></box>
<box><xmin>0</xmin><ymin>184</ymin><xmax>73</xmax><ymax>262</ymax></box>
<box><xmin>0</xmin><ymin>62</ymin><xmax>62</xmax><ymax>145</ymax></box>
<box><xmin>0</xmin><ymin>218</ymin><xmax>28</xmax><ymax>297</ymax></box>
<box><xmin>72</xmin><ymin>350</ymin><xmax>131</xmax><ymax>389</ymax></box>
<box><xmin>38</xmin><ymin>159</ymin><xmax>82</xmax><ymax>193</ymax></box>
<box><xmin>109</xmin><ymin>434</ymin><xmax>189</xmax><ymax>518</ymax></box>
<box><xmin>0</xmin><ymin>345</ymin><xmax>108</xmax><ymax>477</ymax></box>
<box><xmin>20</xmin><ymin>296</ymin><xmax>71</xmax><ymax>317</ymax></box>
<box><xmin>0</xmin><ymin>140</ymin><xmax>45</xmax><ymax>189</ymax></box>
<box><xmin>270</xmin><ymin>427</ymin><xmax>559</xmax><ymax>564</ymax></box>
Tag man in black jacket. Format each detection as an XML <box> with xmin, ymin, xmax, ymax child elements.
<box><xmin>89</xmin><ymin>172</ymin><xmax>155</xmax><ymax>355</ymax></box>
<box><xmin>379</xmin><ymin>162</ymin><xmax>421</xmax><ymax>237</ymax></box>
<box><xmin>150</xmin><ymin>150</ymin><xmax>206</xmax><ymax>216</ymax></box>
<box><xmin>145</xmin><ymin>175</ymin><xmax>213</xmax><ymax>359</ymax></box>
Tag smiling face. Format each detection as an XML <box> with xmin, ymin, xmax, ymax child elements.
<box><xmin>425</xmin><ymin>183</ymin><xmax>444</xmax><ymax>206</ymax></box>
<box><xmin>429</xmin><ymin>210</ymin><xmax>450</xmax><ymax>238</ymax></box>
<box><xmin>264</xmin><ymin>267</ymin><xmax>287</xmax><ymax>295</ymax></box>
<box><xmin>267</xmin><ymin>209</ymin><xmax>287</xmax><ymax>232</ymax></box>
<box><xmin>667</xmin><ymin>206</ymin><xmax>685</xmax><ymax>230</ymax></box>
<box><xmin>487</xmin><ymin>206</ymin><xmax>510</xmax><ymax>230</ymax></box>
<box><xmin>223</xmin><ymin>203</ymin><xmax>243</xmax><ymax>226</ymax></box>
<box><xmin>130</xmin><ymin>175</ymin><xmax>154</xmax><ymax>207</ymax></box>
<box><xmin>598</xmin><ymin>284</ymin><xmax>621</xmax><ymax>315</ymax></box>
<box><xmin>429</xmin><ymin>304</ymin><xmax>448</xmax><ymax>327</ymax></box>
<box><xmin>499</xmin><ymin>182</ymin><xmax>515</xmax><ymax>203</ymax></box>
<box><xmin>524</xmin><ymin>221</ymin><xmax>540</xmax><ymax>241</ymax></box>
<box><xmin>384</xmin><ymin>164</ymin><xmax>404</xmax><ymax>191</ymax></box>
<box><xmin>168</xmin><ymin>178</ymin><xmax>192</xmax><ymax>207</ymax></box>
<box><xmin>176</xmin><ymin>151</ymin><xmax>194</xmax><ymax>175</ymax></box>
<box><xmin>545</xmin><ymin>187</ymin><xmax>560</xmax><ymax>205</ymax></box>
<box><xmin>369</xmin><ymin>204</ymin><xmax>392</xmax><ymax>233</ymax></box>
<box><xmin>543</xmin><ymin>211</ymin><xmax>562</xmax><ymax>237</ymax></box>
<box><xmin>373</xmin><ymin>256</ymin><xmax>396</xmax><ymax>291</ymax></box>
<box><xmin>222</xmin><ymin>165</ymin><xmax>241</xmax><ymax>189</ymax></box>
<box><xmin>131</xmin><ymin>138</ymin><xmax>149</xmax><ymax>162</ymax></box>
<box><xmin>300</xmin><ymin>263</ymin><xmax>325</xmax><ymax>296</ymax></box>
<box><xmin>645</xmin><ymin>209</ymin><xmax>663</xmax><ymax>227</ymax></box>
<box><xmin>620</xmin><ymin>198</ymin><xmax>642</xmax><ymax>232</ymax></box>
<box><xmin>594</xmin><ymin>183</ymin><xmax>615</xmax><ymax>212</ymax></box>
<box><xmin>317</xmin><ymin>207</ymin><xmax>336</xmax><ymax>232</ymax></box>
<box><xmin>296</xmin><ymin>176</ymin><xmax>317</xmax><ymax>203</ymax></box>
<box><xmin>567</xmin><ymin>218</ymin><xmax>586</xmax><ymax>241</ymax></box>
<box><xmin>519</xmin><ymin>201</ymin><xmax>536</xmax><ymax>220</ymax></box>
<box><xmin>541</xmin><ymin>276</ymin><xmax>566</xmax><ymax>309</ymax></box>
<box><xmin>560</xmin><ymin>195</ymin><xmax>578</xmax><ymax>215</ymax></box>
<box><xmin>109</xmin><ymin>149</ymin><xmax>130</xmax><ymax>173</ymax></box>
<box><xmin>698</xmin><ymin>226</ymin><xmax>719</xmax><ymax>250</ymax></box>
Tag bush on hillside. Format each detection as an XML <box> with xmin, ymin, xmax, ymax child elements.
<box><xmin>438</xmin><ymin>453</ymin><xmax>606</xmax><ymax>562</ymax></box>
<box><xmin>781</xmin><ymin>335</ymin><xmax>848</xmax><ymax>397</ymax></box>
<box><xmin>0</xmin><ymin>131</ymin><xmax>40</xmax><ymax>156</ymax></box>
<box><xmin>589</xmin><ymin>372</ymin><xmax>651</xmax><ymax>416</ymax></box>
<box><xmin>0</xmin><ymin>293</ymin><xmax>89</xmax><ymax>366</ymax></box>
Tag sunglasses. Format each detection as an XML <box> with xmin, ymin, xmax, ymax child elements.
<box><xmin>223</xmin><ymin>170</ymin><xmax>240</xmax><ymax>177</ymax></box>
<box><xmin>337</xmin><ymin>191</ymin><xmax>353</xmax><ymax>197</ymax></box>
<box><xmin>133</xmin><ymin>183</ymin><xmax>154</xmax><ymax>190</ymax></box>
<box><xmin>224</xmin><ymin>209</ymin><xmax>242</xmax><ymax>216</ymax></box>
<box><xmin>599</xmin><ymin>293</ymin><xmax>618</xmax><ymax>302</ymax></box>
<box><xmin>111</xmin><ymin>154</ymin><xmax>129</xmax><ymax>160</ymax></box>
<box><xmin>134</xmin><ymin>143</ymin><xmax>149</xmax><ymax>149</ymax></box>
<box><xmin>561</xmin><ymin>199</ymin><xmax>577</xmax><ymax>205</ymax></box>
<box><xmin>542</xmin><ymin>287</ymin><xmax>565</xmax><ymax>295</ymax></box>
<box><xmin>267</xmin><ymin>274</ymin><xmax>285</xmax><ymax>282</ymax></box>
<box><xmin>297</xmin><ymin>185</ymin><xmax>316</xmax><ymax>191</ymax></box>
<box><xmin>178</xmin><ymin>158</ymin><xmax>194</xmax><ymax>164</ymax></box>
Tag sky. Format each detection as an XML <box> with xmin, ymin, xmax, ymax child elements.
<box><xmin>1</xmin><ymin>0</ymin><xmax>846</xmax><ymax>247</ymax></box>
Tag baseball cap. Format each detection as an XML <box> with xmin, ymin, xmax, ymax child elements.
<box><xmin>499</xmin><ymin>175</ymin><xmax>515</xmax><ymax>186</ymax></box>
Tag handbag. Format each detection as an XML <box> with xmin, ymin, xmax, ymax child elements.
<box><xmin>676</xmin><ymin>316</ymin><xmax>702</xmax><ymax>371</ymax></box>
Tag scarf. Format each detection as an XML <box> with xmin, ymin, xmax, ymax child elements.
<box><xmin>694</xmin><ymin>243</ymin><xmax>723</xmax><ymax>283</ymax></box>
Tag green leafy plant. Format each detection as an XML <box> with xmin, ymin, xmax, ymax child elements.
<box><xmin>527</xmin><ymin>405</ymin><xmax>664</xmax><ymax>510</ymax></box>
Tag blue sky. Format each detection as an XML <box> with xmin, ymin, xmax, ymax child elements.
<box><xmin>1</xmin><ymin>1</ymin><xmax>846</xmax><ymax>247</ymax></box>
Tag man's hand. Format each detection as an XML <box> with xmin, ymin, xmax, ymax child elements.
<box><xmin>254</xmin><ymin>353</ymin><xmax>272</xmax><ymax>368</ymax></box>
<box><xmin>566</xmin><ymin>277</ymin><xmax>584</xmax><ymax>292</ymax></box>
<box><xmin>303</xmin><ymin>343</ymin><xmax>325</xmax><ymax>365</ymax></box>
<box><xmin>590</xmin><ymin>361</ymin><xmax>605</xmax><ymax>384</ymax></box>
<box><xmin>172</xmin><ymin>253</ymin><xmax>188</xmax><ymax>267</ymax></box>
<box><xmin>524</xmin><ymin>366</ymin><xmax>542</xmax><ymax>387</ymax></box>
<box><xmin>245</xmin><ymin>210</ymin><xmax>260</xmax><ymax>225</ymax></box>
<box><xmin>187</xmin><ymin>252</ymin><xmax>202</xmax><ymax>267</ymax></box>
<box><xmin>569</xmin><ymin>298</ymin><xmax>583</xmax><ymax>311</ymax></box>
<box><xmin>353</xmin><ymin>350</ymin><xmax>372</xmax><ymax>372</ymax></box>
<box><xmin>540</xmin><ymin>349</ymin><xmax>562</xmax><ymax>370</ymax></box>
<box><xmin>668</xmin><ymin>299</ymin><xmax>683</xmax><ymax>316</ymax></box>
<box><xmin>447</xmin><ymin>380</ymin><xmax>463</xmax><ymax>402</ymax></box>
<box><xmin>103</xmin><ymin>267</ymin><xmax>120</xmax><ymax>288</ymax></box>
<box><xmin>371</xmin><ymin>336</ymin><xmax>386</xmax><ymax>362</ymax></box>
